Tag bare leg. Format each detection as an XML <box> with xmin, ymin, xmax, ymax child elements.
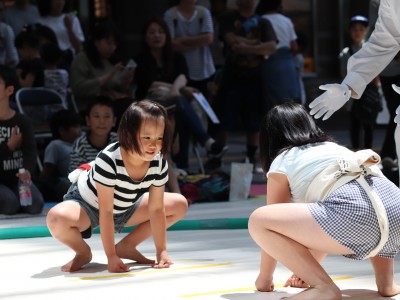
<box><xmin>369</xmin><ymin>256</ymin><xmax>400</xmax><ymax>297</ymax></box>
<box><xmin>249</xmin><ymin>204</ymin><xmax>354</xmax><ymax>300</ymax></box>
<box><xmin>115</xmin><ymin>192</ymin><xmax>188</xmax><ymax>263</ymax></box>
<box><xmin>46</xmin><ymin>201</ymin><xmax>92</xmax><ymax>272</ymax></box>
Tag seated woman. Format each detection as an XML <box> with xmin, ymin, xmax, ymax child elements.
<box><xmin>69</xmin><ymin>21</ymin><xmax>134</xmax><ymax>127</ymax></box>
<box><xmin>135</xmin><ymin>17</ymin><xmax>226</xmax><ymax>170</ymax></box>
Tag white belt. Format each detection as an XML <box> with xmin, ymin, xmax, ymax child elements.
<box><xmin>305</xmin><ymin>150</ymin><xmax>388</xmax><ymax>258</ymax></box>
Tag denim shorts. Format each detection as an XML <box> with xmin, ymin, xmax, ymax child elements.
<box><xmin>63</xmin><ymin>183</ymin><xmax>143</xmax><ymax>238</ymax></box>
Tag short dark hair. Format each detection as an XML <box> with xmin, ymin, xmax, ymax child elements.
<box><xmin>0</xmin><ymin>65</ymin><xmax>18</xmax><ymax>88</ymax></box>
<box><xmin>14</xmin><ymin>31</ymin><xmax>40</xmax><ymax>50</ymax></box>
<box><xmin>50</xmin><ymin>109</ymin><xmax>81</xmax><ymax>139</ymax></box>
<box><xmin>118</xmin><ymin>100</ymin><xmax>171</xmax><ymax>156</ymax></box>
<box><xmin>259</xmin><ymin>103</ymin><xmax>333</xmax><ymax>172</ymax></box>
<box><xmin>85</xmin><ymin>95</ymin><xmax>115</xmax><ymax>116</ymax></box>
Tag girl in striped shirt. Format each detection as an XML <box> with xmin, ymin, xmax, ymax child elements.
<box><xmin>47</xmin><ymin>100</ymin><xmax>188</xmax><ymax>273</ymax></box>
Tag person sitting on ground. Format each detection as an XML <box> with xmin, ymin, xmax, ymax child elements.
<box><xmin>249</xmin><ymin>102</ymin><xmax>400</xmax><ymax>300</ymax></box>
<box><xmin>135</xmin><ymin>16</ymin><xmax>227</xmax><ymax>171</ymax></box>
<box><xmin>41</xmin><ymin>42</ymin><xmax>69</xmax><ymax>107</ymax></box>
<box><xmin>39</xmin><ymin>109</ymin><xmax>82</xmax><ymax>202</ymax></box>
<box><xmin>46</xmin><ymin>100</ymin><xmax>188</xmax><ymax>273</ymax></box>
<box><xmin>14</xmin><ymin>30</ymin><xmax>44</xmax><ymax>88</ymax></box>
<box><xmin>0</xmin><ymin>65</ymin><xmax>44</xmax><ymax>215</ymax></box>
<box><xmin>70</xmin><ymin>21</ymin><xmax>135</xmax><ymax>127</ymax></box>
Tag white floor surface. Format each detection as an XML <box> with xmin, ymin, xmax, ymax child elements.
<box><xmin>1</xmin><ymin>200</ymin><xmax>400</xmax><ymax>300</ymax></box>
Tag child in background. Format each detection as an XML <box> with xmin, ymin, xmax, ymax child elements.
<box><xmin>0</xmin><ymin>65</ymin><xmax>44</xmax><ymax>214</ymax></box>
<box><xmin>47</xmin><ymin>100</ymin><xmax>188</xmax><ymax>273</ymax></box>
<box><xmin>339</xmin><ymin>15</ymin><xmax>380</xmax><ymax>150</ymax></box>
<box><xmin>41</xmin><ymin>42</ymin><xmax>69</xmax><ymax>108</ymax></box>
<box><xmin>69</xmin><ymin>96</ymin><xmax>117</xmax><ymax>171</ymax></box>
<box><xmin>39</xmin><ymin>109</ymin><xmax>82</xmax><ymax>202</ymax></box>
<box><xmin>14</xmin><ymin>30</ymin><xmax>44</xmax><ymax>88</ymax></box>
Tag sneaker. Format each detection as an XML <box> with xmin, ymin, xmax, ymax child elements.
<box><xmin>207</xmin><ymin>142</ymin><xmax>228</xmax><ymax>159</ymax></box>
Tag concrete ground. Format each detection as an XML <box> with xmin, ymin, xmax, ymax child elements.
<box><xmin>2</xmin><ymin>198</ymin><xmax>400</xmax><ymax>300</ymax></box>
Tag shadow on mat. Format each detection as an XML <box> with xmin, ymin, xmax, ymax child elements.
<box><xmin>31</xmin><ymin>262</ymin><xmax>153</xmax><ymax>279</ymax></box>
<box><xmin>221</xmin><ymin>289</ymin><xmax>397</xmax><ymax>300</ymax></box>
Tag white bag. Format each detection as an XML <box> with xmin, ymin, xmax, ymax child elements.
<box><xmin>229</xmin><ymin>162</ymin><xmax>253</xmax><ymax>201</ymax></box>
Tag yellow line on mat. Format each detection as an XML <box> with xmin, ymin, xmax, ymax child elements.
<box><xmin>70</xmin><ymin>262</ymin><xmax>233</xmax><ymax>281</ymax></box>
<box><xmin>179</xmin><ymin>275</ymin><xmax>353</xmax><ymax>298</ymax></box>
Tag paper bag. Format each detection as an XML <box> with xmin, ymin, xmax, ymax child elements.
<box><xmin>229</xmin><ymin>162</ymin><xmax>253</xmax><ymax>201</ymax></box>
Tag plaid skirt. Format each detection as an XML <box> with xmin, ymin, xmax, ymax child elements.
<box><xmin>308</xmin><ymin>175</ymin><xmax>400</xmax><ymax>260</ymax></box>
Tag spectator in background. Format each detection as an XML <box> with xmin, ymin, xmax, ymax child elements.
<box><xmin>69</xmin><ymin>21</ymin><xmax>134</xmax><ymax>126</ymax></box>
<box><xmin>0</xmin><ymin>65</ymin><xmax>44</xmax><ymax>214</ymax></box>
<box><xmin>41</xmin><ymin>42</ymin><xmax>69</xmax><ymax>106</ymax></box>
<box><xmin>37</xmin><ymin>0</ymin><xmax>85</xmax><ymax>68</ymax></box>
<box><xmin>14</xmin><ymin>30</ymin><xmax>44</xmax><ymax>88</ymax></box>
<box><xmin>3</xmin><ymin>0</ymin><xmax>40</xmax><ymax>35</ymax></box>
<box><xmin>0</xmin><ymin>1</ymin><xmax>19</xmax><ymax>68</ymax></box>
<box><xmin>258</xmin><ymin>0</ymin><xmax>301</xmax><ymax>109</ymax></box>
<box><xmin>39</xmin><ymin>109</ymin><xmax>81</xmax><ymax>202</ymax></box>
<box><xmin>164</xmin><ymin>0</ymin><xmax>216</xmax><ymax>129</ymax></box>
<box><xmin>135</xmin><ymin>17</ymin><xmax>227</xmax><ymax>171</ymax></box>
<box><xmin>210</xmin><ymin>0</ymin><xmax>277</xmax><ymax>169</ymax></box>
<box><xmin>339</xmin><ymin>15</ymin><xmax>380</xmax><ymax>151</ymax></box>
<box><xmin>69</xmin><ymin>96</ymin><xmax>117</xmax><ymax>171</ymax></box>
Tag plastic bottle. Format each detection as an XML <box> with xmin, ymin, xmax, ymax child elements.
<box><xmin>18</xmin><ymin>168</ymin><xmax>32</xmax><ymax>206</ymax></box>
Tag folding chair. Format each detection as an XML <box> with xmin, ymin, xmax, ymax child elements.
<box><xmin>15</xmin><ymin>87</ymin><xmax>67</xmax><ymax>138</ymax></box>
<box><xmin>15</xmin><ymin>87</ymin><xmax>67</xmax><ymax>171</ymax></box>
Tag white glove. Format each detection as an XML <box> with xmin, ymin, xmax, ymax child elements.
<box><xmin>309</xmin><ymin>83</ymin><xmax>351</xmax><ymax>120</ymax></box>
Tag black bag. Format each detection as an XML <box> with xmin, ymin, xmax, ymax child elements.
<box><xmin>353</xmin><ymin>83</ymin><xmax>383</xmax><ymax>121</ymax></box>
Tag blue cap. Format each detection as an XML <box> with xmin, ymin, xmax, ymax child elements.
<box><xmin>350</xmin><ymin>15</ymin><xmax>369</xmax><ymax>26</ymax></box>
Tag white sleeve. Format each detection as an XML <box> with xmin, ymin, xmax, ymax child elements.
<box><xmin>343</xmin><ymin>0</ymin><xmax>400</xmax><ymax>98</ymax></box>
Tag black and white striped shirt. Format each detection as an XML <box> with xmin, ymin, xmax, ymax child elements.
<box><xmin>69</xmin><ymin>131</ymin><xmax>118</xmax><ymax>171</ymax></box>
<box><xmin>77</xmin><ymin>142</ymin><xmax>168</xmax><ymax>214</ymax></box>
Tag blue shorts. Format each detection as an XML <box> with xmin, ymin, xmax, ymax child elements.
<box><xmin>63</xmin><ymin>183</ymin><xmax>143</xmax><ymax>238</ymax></box>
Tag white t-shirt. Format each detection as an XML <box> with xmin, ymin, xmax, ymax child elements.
<box><xmin>262</xmin><ymin>13</ymin><xmax>297</xmax><ymax>49</ymax></box>
<box><xmin>38</xmin><ymin>14</ymin><xmax>85</xmax><ymax>52</ymax></box>
<box><xmin>267</xmin><ymin>142</ymin><xmax>354</xmax><ymax>202</ymax></box>
<box><xmin>164</xmin><ymin>6</ymin><xmax>215</xmax><ymax>81</ymax></box>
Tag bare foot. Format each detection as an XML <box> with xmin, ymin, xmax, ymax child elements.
<box><xmin>378</xmin><ymin>282</ymin><xmax>400</xmax><ymax>297</ymax></box>
<box><xmin>282</xmin><ymin>284</ymin><xmax>341</xmax><ymax>300</ymax></box>
<box><xmin>61</xmin><ymin>252</ymin><xmax>92</xmax><ymax>272</ymax></box>
<box><xmin>116</xmin><ymin>245</ymin><xmax>155</xmax><ymax>264</ymax></box>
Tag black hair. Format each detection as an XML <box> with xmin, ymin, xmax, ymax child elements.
<box><xmin>40</xmin><ymin>42</ymin><xmax>63</xmax><ymax>65</ymax></box>
<box><xmin>257</xmin><ymin>0</ymin><xmax>282</xmax><ymax>13</ymax></box>
<box><xmin>84</xmin><ymin>21</ymin><xmax>120</xmax><ymax>69</ymax></box>
<box><xmin>85</xmin><ymin>95</ymin><xmax>115</xmax><ymax>116</ymax></box>
<box><xmin>0</xmin><ymin>65</ymin><xmax>18</xmax><ymax>88</ymax></box>
<box><xmin>26</xmin><ymin>23</ymin><xmax>59</xmax><ymax>46</ymax></box>
<box><xmin>14</xmin><ymin>31</ymin><xmax>40</xmax><ymax>49</ymax></box>
<box><xmin>37</xmin><ymin>0</ymin><xmax>69</xmax><ymax>16</ymax></box>
<box><xmin>259</xmin><ymin>103</ymin><xmax>334</xmax><ymax>172</ymax></box>
<box><xmin>118</xmin><ymin>100</ymin><xmax>171</xmax><ymax>156</ymax></box>
<box><xmin>50</xmin><ymin>109</ymin><xmax>81</xmax><ymax>139</ymax></box>
<box><xmin>140</xmin><ymin>16</ymin><xmax>174</xmax><ymax>77</ymax></box>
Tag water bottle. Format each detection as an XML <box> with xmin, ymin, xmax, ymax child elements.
<box><xmin>18</xmin><ymin>168</ymin><xmax>32</xmax><ymax>206</ymax></box>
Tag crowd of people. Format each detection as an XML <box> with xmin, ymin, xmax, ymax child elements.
<box><xmin>0</xmin><ymin>0</ymin><xmax>309</xmax><ymax>213</ymax></box>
